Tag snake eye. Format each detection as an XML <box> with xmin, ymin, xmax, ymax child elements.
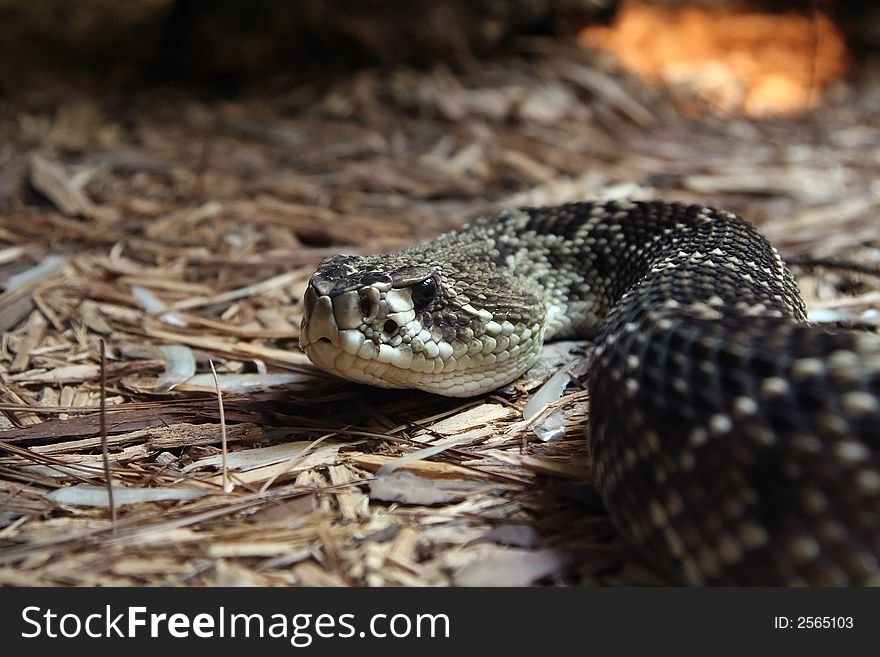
<box><xmin>411</xmin><ymin>278</ymin><xmax>437</xmax><ymax>311</ymax></box>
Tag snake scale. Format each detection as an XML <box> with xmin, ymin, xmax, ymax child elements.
<box><xmin>300</xmin><ymin>200</ymin><xmax>880</xmax><ymax>585</ymax></box>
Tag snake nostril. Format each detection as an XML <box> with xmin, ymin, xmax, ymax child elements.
<box><xmin>383</xmin><ymin>320</ymin><xmax>398</xmax><ymax>334</ymax></box>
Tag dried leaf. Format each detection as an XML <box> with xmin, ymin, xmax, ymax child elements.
<box><xmin>369</xmin><ymin>471</ymin><xmax>481</xmax><ymax>506</ymax></box>
<box><xmin>47</xmin><ymin>485</ymin><xmax>208</xmax><ymax>507</ymax></box>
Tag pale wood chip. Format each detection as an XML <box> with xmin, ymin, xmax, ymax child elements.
<box><xmin>29</xmin><ymin>154</ymin><xmax>100</xmax><ymax>218</ymax></box>
<box><xmin>327</xmin><ymin>464</ymin><xmax>370</xmax><ymax>520</ymax></box>
<box><xmin>453</xmin><ymin>547</ymin><xmax>572</xmax><ymax>586</ymax></box>
<box><xmin>348</xmin><ymin>451</ymin><xmax>494</xmax><ymax>481</ymax></box>
<box><xmin>293</xmin><ymin>561</ymin><xmax>348</xmax><ymax>587</ymax></box>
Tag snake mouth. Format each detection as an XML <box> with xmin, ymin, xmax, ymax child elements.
<box><xmin>300</xmin><ymin>311</ymin><xmax>414</xmax><ymax>392</ymax></box>
<box><xmin>299</xmin><ymin>276</ymin><xmax>544</xmax><ymax>397</ymax></box>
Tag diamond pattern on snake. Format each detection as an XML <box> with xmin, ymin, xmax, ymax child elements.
<box><xmin>300</xmin><ymin>200</ymin><xmax>880</xmax><ymax>585</ymax></box>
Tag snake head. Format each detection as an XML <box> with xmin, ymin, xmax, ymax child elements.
<box><xmin>300</xmin><ymin>251</ymin><xmax>546</xmax><ymax>396</ymax></box>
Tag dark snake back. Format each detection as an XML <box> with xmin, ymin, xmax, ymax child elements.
<box><xmin>538</xmin><ymin>201</ymin><xmax>880</xmax><ymax>585</ymax></box>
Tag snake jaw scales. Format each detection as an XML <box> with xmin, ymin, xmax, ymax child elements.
<box><xmin>301</xmin><ymin>200</ymin><xmax>880</xmax><ymax>585</ymax></box>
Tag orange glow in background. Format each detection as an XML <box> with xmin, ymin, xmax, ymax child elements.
<box><xmin>578</xmin><ymin>1</ymin><xmax>850</xmax><ymax>116</ymax></box>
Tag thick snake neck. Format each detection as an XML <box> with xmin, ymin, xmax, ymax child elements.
<box><xmin>456</xmin><ymin>201</ymin><xmax>807</xmax><ymax>341</ymax></box>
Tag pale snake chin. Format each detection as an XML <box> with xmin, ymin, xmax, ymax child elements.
<box><xmin>300</xmin><ymin>200</ymin><xmax>880</xmax><ymax>586</ymax></box>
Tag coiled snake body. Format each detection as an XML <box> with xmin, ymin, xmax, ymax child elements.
<box><xmin>300</xmin><ymin>201</ymin><xmax>880</xmax><ymax>585</ymax></box>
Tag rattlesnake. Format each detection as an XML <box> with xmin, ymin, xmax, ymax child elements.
<box><xmin>300</xmin><ymin>200</ymin><xmax>880</xmax><ymax>585</ymax></box>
